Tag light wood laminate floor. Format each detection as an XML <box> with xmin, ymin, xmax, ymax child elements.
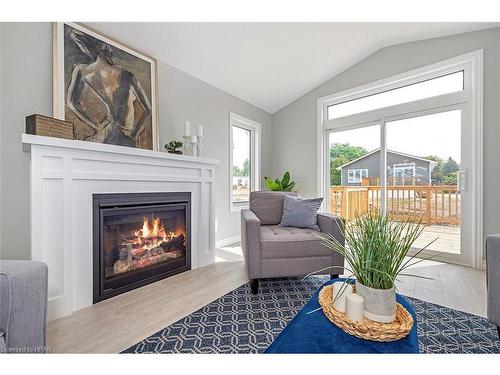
<box><xmin>47</xmin><ymin>248</ymin><xmax>247</xmax><ymax>354</ymax></box>
<box><xmin>47</xmin><ymin>243</ymin><xmax>486</xmax><ymax>353</ymax></box>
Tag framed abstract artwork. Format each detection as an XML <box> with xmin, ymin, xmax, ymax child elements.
<box><xmin>53</xmin><ymin>22</ymin><xmax>159</xmax><ymax>150</ymax></box>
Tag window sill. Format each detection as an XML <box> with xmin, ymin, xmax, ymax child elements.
<box><xmin>230</xmin><ymin>202</ymin><xmax>249</xmax><ymax>213</ymax></box>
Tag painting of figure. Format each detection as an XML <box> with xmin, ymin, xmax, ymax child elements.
<box><xmin>53</xmin><ymin>23</ymin><xmax>158</xmax><ymax>150</ymax></box>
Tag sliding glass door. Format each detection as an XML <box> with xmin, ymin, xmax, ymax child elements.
<box><xmin>384</xmin><ymin>108</ymin><xmax>470</xmax><ymax>265</ymax></box>
<box><xmin>327</xmin><ymin>105</ymin><xmax>472</xmax><ymax>266</ymax></box>
<box><xmin>320</xmin><ymin>53</ymin><xmax>483</xmax><ymax>267</ymax></box>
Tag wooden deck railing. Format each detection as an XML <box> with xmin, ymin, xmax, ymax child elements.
<box><xmin>329</xmin><ymin>185</ymin><xmax>460</xmax><ymax>226</ymax></box>
<box><xmin>362</xmin><ymin>177</ymin><xmax>421</xmax><ymax>186</ymax></box>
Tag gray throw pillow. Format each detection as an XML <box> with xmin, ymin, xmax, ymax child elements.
<box><xmin>279</xmin><ymin>195</ymin><xmax>323</xmax><ymax>230</ymax></box>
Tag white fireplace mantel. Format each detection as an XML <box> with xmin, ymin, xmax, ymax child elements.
<box><xmin>22</xmin><ymin>134</ymin><xmax>219</xmax><ymax>321</ymax></box>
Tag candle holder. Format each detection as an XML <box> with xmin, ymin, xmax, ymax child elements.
<box><xmin>190</xmin><ymin>137</ymin><xmax>198</xmax><ymax>157</ymax></box>
<box><xmin>332</xmin><ymin>281</ymin><xmax>353</xmax><ymax>313</ymax></box>
<box><xmin>196</xmin><ymin>136</ymin><xmax>204</xmax><ymax>157</ymax></box>
<box><xmin>183</xmin><ymin>135</ymin><xmax>192</xmax><ymax>155</ymax></box>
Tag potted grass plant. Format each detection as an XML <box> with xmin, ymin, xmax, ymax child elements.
<box><xmin>320</xmin><ymin>211</ymin><xmax>435</xmax><ymax>323</ymax></box>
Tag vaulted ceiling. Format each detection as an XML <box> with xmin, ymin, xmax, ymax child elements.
<box><xmin>90</xmin><ymin>22</ymin><xmax>498</xmax><ymax>113</ymax></box>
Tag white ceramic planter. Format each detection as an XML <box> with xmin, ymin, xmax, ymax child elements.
<box><xmin>356</xmin><ymin>281</ymin><xmax>396</xmax><ymax>323</ymax></box>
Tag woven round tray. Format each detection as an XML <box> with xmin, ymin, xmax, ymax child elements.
<box><xmin>318</xmin><ymin>284</ymin><xmax>413</xmax><ymax>342</ymax></box>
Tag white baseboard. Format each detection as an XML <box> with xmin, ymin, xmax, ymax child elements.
<box><xmin>215</xmin><ymin>235</ymin><xmax>241</xmax><ymax>248</ymax></box>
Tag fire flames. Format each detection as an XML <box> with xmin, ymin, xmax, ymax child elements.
<box><xmin>111</xmin><ymin>216</ymin><xmax>186</xmax><ymax>276</ymax></box>
<box><xmin>130</xmin><ymin>217</ymin><xmax>176</xmax><ymax>251</ymax></box>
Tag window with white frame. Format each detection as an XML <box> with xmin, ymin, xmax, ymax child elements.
<box><xmin>317</xmin><ymin>50</ymin><xmax>483</xmax><ymax>268</ymax></box>
<box><xmin>327</xmin><ymin>71</ymin><xmax>464</xmax><ymax>120</ymax></box>
<box><xmin>347</xmin><ymin>169</ymin><xmax>368</xmax><ymax>183</ymax></box>
<box><xmin>392</xmin><ymin>163</ymin><xmax>415</xmax><ymax>178</ymax></box>
<box><xmin>230</xmin><ymin>113</ymin><xmax>261</xmax><ymax>211</ymax></box>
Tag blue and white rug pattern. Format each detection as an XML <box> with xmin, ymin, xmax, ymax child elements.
<box><xmin>122</xmin><ymin>276</ymin><xmax>500</xmax><ymax>354</ymax></box>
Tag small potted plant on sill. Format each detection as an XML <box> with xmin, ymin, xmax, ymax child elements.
<box><xmin>320</xmin><ymin>211</ymin><xmax>435</xmax><ymax>323</ymax></box>
<box><xmin>164</xmin><ymin>140</ymin><xmax>183</xmax><ymax>155</ymax></box>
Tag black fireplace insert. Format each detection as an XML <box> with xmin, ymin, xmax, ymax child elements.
<box><xmin>93</xmin><ymin>192</ymin><xmax>191</xmax><ymax>302</ymax></box>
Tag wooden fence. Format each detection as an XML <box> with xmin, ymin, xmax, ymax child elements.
<box><xmin>330</xmin><ymin>185</ymin><xmax>460</xmax><ymax>226</ymax></box>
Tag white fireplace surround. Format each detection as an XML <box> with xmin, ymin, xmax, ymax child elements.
<box><xmin>22</xmin><ymin>134</ymin><xmax>219</xmax><ymax>321</ymax></box>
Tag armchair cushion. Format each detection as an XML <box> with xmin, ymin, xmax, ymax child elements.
<box><xmin>260</xmin><ymin>226</ymin><xmax>332</xmax><ymax>259</ymax></box>
<box><xmin>279</xmin><ymin>195</ymin><xmax>323</xmax><ymax>230</ymax></box>
<box><xmin>249</xmin><ymin>191</ymin><xmax>299</xmax><ymax>225</ymax></box>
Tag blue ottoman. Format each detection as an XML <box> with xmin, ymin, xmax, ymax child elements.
<box><xmin>265</xmin><ymin>279</ymin><xmax>419</xmax><ymax>353</ymax></box>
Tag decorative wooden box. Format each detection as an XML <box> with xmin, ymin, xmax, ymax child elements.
<box><xmin>26</xmin><ymin>114</ymin><xmax>74</xmax><ymax>140</ymax></box>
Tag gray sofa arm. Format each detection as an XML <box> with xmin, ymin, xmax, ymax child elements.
<box><xmin>0</xmin><ymin>260</ymin><xmax>48</xmax><ymax>353</ymax></box>
<box><xmin>486</xmin><ymin>235</ymin><xmax>500</xmax><ymax>327</ymax></box>
<box><xmin>317</xmin><ymin>213</ymin><xmax>344</xmax><ymax>242</ymax></box>
<box><xmin>317</xmin><ymin>212</ymin><xmax>345</xmax><ymax>271</ymax></box>
<box><xmin>241</xmin><ymin>209</ymin><xmax>262</xmax><ymax>279</ymax></box>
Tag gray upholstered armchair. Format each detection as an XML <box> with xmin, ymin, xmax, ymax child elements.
<box><xmin>486</xmin><ymin>235</ymin><xmax>500</xmax><ymax>338</ymax></box>
<box><xmin>241</xmin><ymin>191</ymin><xmax>344</xmax><ymax>294</ymax></box>
<box><xmin>0</xmin><ymin>260</ymin><xmax>48</xmax><ymax>353</ymax></box>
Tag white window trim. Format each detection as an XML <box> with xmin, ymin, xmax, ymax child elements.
<box><xmin>326</xmin><ymin>71</ymin><xmax>465</xmax><ymax>121</ymax></box>
<box><xmin>347</xmin><ymin>169</ymin><xmax>368</xmax><ymax>183</ymax></box>
<box><xmin>393</xmin><ymin>163</ymin><xmax>416</xmax><ymax>177</ymax></box>
<box><xmin>229</xmin><ymin>112</ymin><xmax>261</xmax><ymax>213</ymax></box>
<box><xmin>316</xmin><ymin>50</ymin><xmax>483</xmax><ymax>269</ymax></box>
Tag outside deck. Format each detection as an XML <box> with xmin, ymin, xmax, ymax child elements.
<box><xmin>415</xmin><ymin>225</ymin><xmax>460</xmax><ymax>254</ymax></box>
<box><xmin>329</xmin><ymin>183</ymin><xmax>461</xmax><ymax>255</ymax></box>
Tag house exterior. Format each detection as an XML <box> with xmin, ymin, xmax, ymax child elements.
<box><xmin>338</xmin><ymin>149</ymin><xmax>437</xmax><ymax>186</ymax></box>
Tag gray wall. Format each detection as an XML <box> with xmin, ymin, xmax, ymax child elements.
<box><xmin>0</xmin><ymin>23</ymin><xmax>52</xmax><ymax>260</ymax></box>
<box><xmin>272</xmin><ymin>27</ymin><xmax>500</xmax><ymax>242</ymax></box>
<box><xmin>2</xmin><ymin>24</ymin><xmax>500</xmax><ymax>260</ymax></box>
<box><xmin>158</xmin><ymin>63</ymin><xmax>272</xmax><ymax>243</ymax></box>
<box><xmin>0</xmin><ymin>22</ymin><xmax>272</xmax><ymax>260</ymax></box>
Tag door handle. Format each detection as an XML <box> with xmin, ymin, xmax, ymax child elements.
<box><xmin>458</xmin><ymin>170</ymin><xmax>467</xmax><ymax>193</ymax></box>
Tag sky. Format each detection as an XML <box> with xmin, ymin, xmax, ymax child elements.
<box><xmin>329</xmin><ymin>110</ymin><xmax>461</xmax><ymax>162</ymax></box>
<box><xmin>328</xmin><ymin>72</ymin><xmax>463</xmax><ymax>120</ymax></box>
<box><xmin>232</xmin><ymin>125</ymin><xmax>250</xmax><ymax>168</ymax></box>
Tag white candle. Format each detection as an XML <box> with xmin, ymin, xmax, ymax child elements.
<box><xmin>197</xmin><ymin>125</ymin><xmax>203</xmax><ymax>137</ymax></box>
<box><xmin>332</xmin><ymin>282</ymin><xmax>353</xmax><ymax>313</ymax></box>
<box><xmin>346</xmin><ymin>293</ymin><xmax>364</xmax><ymax>323</ymax></box>
<box><xmin>184</xmin><ymin>121</ymin><xmax>191</xmax><ymax>136</ymax></box>
<box><xmin>191</xmin><ymin>135</ymin><xmax>197</xmax><ymax>143</ymax></box>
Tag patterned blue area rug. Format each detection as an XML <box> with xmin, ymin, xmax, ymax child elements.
<box><xmin>122</xmin><ymin>276</ymin><xmax>500</xmax><ymax>354</ymax></box>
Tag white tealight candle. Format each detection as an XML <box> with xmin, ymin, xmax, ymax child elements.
<box><xmin>332</xmin><ymin>282</ymin><xmax>353</xmax><ymax>313</ymax></box>
<box><xmin>346</xmin><ymin>293</ymin><xmax>365</xmax><ymax>323</ymax></box>
<box><xmin>184</xmin><ymin>121</ymin><xmax>191</xmax><ymax>136</ymax></box>
<box><xmin>198</xmin><ymin>125</ymin><xmax>203</xmax><ymax>137</ymax></box>
<box><xmin>191</xmin><ymin>135</ymin><xmax>197</xmax><ymax>143</ymax></box>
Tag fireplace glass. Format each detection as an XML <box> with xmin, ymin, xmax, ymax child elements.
<box><xmin>93</xmin><ymin>193</ymin><xmax>191</xmax><ymax>302</ymax></box>
<box><xmin>103</xmin><ymin>206</ymin><xmax>187</xmax><ymax>279</ymax></box>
